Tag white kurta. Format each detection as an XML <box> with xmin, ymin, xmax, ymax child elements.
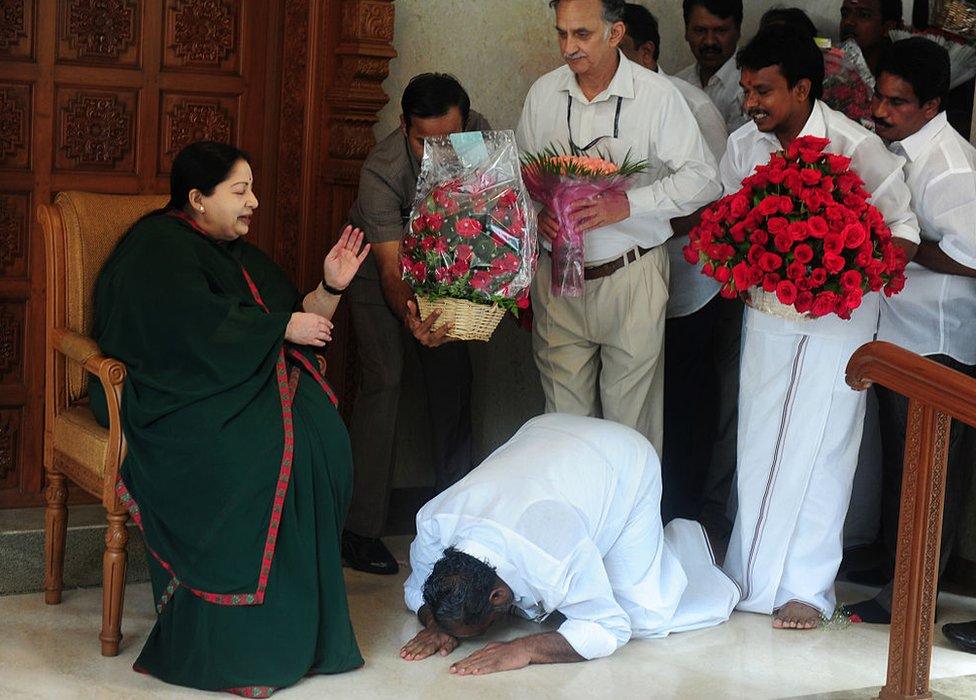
<box><xmin>403</xmin><ymin>414</ymin><xmax>740</xmax><ymax>660</ymax></box>
<box><xmin>719</xmin><ymin>102</ymin><xmax>919</xmax><ymax>616</ymax></box>
<box><xmin>675</xmin><ymin>56</ymin><xmax>748</xmax><ymax>132</ymax></box>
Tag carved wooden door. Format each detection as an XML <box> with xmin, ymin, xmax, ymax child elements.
<box><xmin>0</xmin><ymin>0</ymin><xmax>278</xmax><ymax>508</ymax></box>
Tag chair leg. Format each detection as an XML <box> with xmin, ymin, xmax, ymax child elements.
<box><xmin>99</xmin><ymin>509</ymin><xmax>129</xmax><ymax>657</ymax></box>
<box><xmin>43</xmin><ymin>468</ymin><xmax>69</xmax><ymax>605</ymax></box>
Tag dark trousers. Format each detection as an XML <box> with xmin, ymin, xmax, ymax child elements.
<box><xmin>873</xmin><ymin>354</ymin><xmax>976</xmax><ymax>610</ymax></box>
<box><xmin>345</xmin><ymin>296</ymin><xmax>473</xmax><ymax>538</ymax></box>
<box><xmin>662</xmin><ymin>294</ymin><xmax>742</xmax><ymax>539</ymax></box>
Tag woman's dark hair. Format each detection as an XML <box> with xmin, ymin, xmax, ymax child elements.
<box><xmin>167</xmin><ymin>140</ymin><xmax>251</xmax><ymax>211</ymax></box>
<box><xmin>401</xmin><ymin>73</ymin><xmax>471</xmax><ymax>129</ymax></box>
<box><xmin>623</xmin><ymin>3</ymin><xmax>661</xmax><ymax>61</ymax></box>
<box><xmin>737</xmin><ymin>26</ymin><xmax>825</xmax><ymax>101</ymax></box>
<box><xmin>682</xmin><ymin>0</ymin><xmax>743</xmax><ymax>28</ymax></box>
<box><xmin>759</xmin><ymin>7</ymin><xmax>819</xmax><ymax>39</ymax></box>
<box><xmin>422</xmin><ymin>547</ymin><xmax>498</xmax><ymax>630</ymax></box>
<box><xmin>878</xmin><ymin>38</ymin><xmax>950</xmax><ymax>112</ymax></box>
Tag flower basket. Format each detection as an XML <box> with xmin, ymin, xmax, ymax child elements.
<box><xmin>417</xmin><ymin>296</ymin><xmax>507</xmax><ymax>342</ymax></box>
<box><xmin>746</xmin><ymin>286</ymin><xmax>811</xmax><ymax>322</ymax></box>
<box><xmin>401</xmin><ymin>129</ymin><xmax>536</xmax><ymax>342</ymax></box>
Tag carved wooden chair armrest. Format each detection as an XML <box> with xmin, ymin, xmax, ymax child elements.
<box><xmin>51</xmin><ymin>326</ymin><xmax>128</xmax><ymax>490</ymax></box>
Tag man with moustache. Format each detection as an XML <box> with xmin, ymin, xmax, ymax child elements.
<box><xmin>619</xmin><ymin>3</ymin><xmax>737</xmax><ymax>541</ymax></box>
<box><xmin>516</xmin><ymin>0</ymin><xmax>720</xmax><ymax>454</ymax></box>
<box><xmin>719</xmin><ymin>27</ymin><xmax>919</xmax><ymax>630</ymax></box>
<box><xmin>343</xmin><ymin>74</ymin><xmax>490</xmax><ymax>575</ymax></box>
<box><xmin>840</xmin><ymin>39</ymin><xmax>976</xmax><ymax>629</ymax></box>
<box><xmin>839</xmin><ymin>0</ymin><xmax>902</xmax><ymax>78</ymax></box>
<box><xmin>676</xmin><ymin>0</ymin><xmax>748</xmax><ymax>131</ymax></box>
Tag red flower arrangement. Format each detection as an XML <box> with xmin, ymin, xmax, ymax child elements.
<box><xmin>402</xmin><ymin>177</ymin><xmax>532</xmax><ymax>313</ymax></box>
<box><xmin>683</xmin><ymin>135</ymin><xmax>907</xmax><ymax>320</ymax></box>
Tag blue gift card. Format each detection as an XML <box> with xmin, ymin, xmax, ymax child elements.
<box><xmin>450</xmin><ymin>131</ymin><xmax>490</xmax><ymax>169</ymax></box>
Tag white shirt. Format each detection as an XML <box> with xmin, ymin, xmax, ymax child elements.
<box><xmin>403</xmin><ymin>414</ymin><xmax>666</xmax><ymax>660</ymax></box>
<box><xmin>878</xmin><ymin>113</ymin><xmax>976</xmax><ymax>364</ymax></box>
<box><xmin>720</xmin><ymin>101</ymin><xmax>920</xmax><ymax>338</ymax></box>
<box><xmin>663</xmin><ymin>70</ymin><xmax>729</xmax><ymax>318</ymax></box>
<box><xmin>516</xmin><ymin>53</ymin><xmax>721</xmax><ymax>261</ymax></box>
<box><xmin>676</xmin><ymin>56</ymin><xmax>748</xmax><ymax>132</ymax></box>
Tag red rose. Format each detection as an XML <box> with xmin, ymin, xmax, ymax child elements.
<box><xmin>759</xmin><ymin>252</ymin><xmax>783</xmax><ymax>272</ymax></box>
<box><xmin>823</xmin><ymin>252</ymin><xmax>846</xmax><ymax>274</ymax></box>
<box><xmin>810</xmin><ymin>267</ymin><xmax>828</xmax><ymax>287</ymax></box>
<box><xmin>788</xmin><ymin>220</ymin><xmax>810</xmax><ymax>241</ymax></box>
<box><xmin>793</xmin><ymin>244</ymin><xmax>814</xmax><ymax>264</ymax></box>
<box><xmin>807</xmin><ymin>216</ymin><xmax>829</xmax><ymax>238</ymax></box>
<box><xmin>498</xmin><ymin>189</ymin><xmax>518</xmax><ymax>209</ymax></box>
<box><xmin>470</xmin><ymin>271</ymin><xmax>494</xmax><ymax>291</ymax></box>
<box><xmin>827</xmin><ymin>154</ymin><xmax>852</xmax><ymax>173</ymax></box>
<box><xmin>749</xmin><ymin>265</ymin><xmax>764</xmax><ymax>286</ymax></box>
<box><xmin>410</xmin><ymin>216</ymin><xmax>426</xmax><ymax>234</ymax></box>
<box><xmin>840</xmin><ymin>269</ymin><xmax>863</xmax><ymax>291</ymax></box>
<box><xmin>799</xmin><ymin>148</ymin><xmax>823</xmax><ymax>164</ymax></box>
<box><xmin>811</xmin><ymin>291</ymin><xmax>840</xmax><ymax>318</ymax></box>
<box><xmin>412</xmin><ymin>260</ymin><xmax>429</xmax><ymax>282</ymax></box>
<box><xmin>733</xmin><ymin>262</ymin><xmax>751</xmax><ymax>290</ymax></box>
<box><xmin>720</xmin><ymin>284</ymin><xmax>737</xmax><ymax>299</ymax></box>
<box><xmin>885</xmin><ymin>272</ymin><xmax>907</xmax><ymax>295</ymax></box>
<box><xmin>683</xmin><ymin>245</ymin><xmax>700</xmax><ymax>264</ymax></box>
<box><xmin>786</xmin><ymin>260</ymin><xmax>807</xmax><ymax>280</ymax></box>
<box><xmin>795</xmin><ymin>290</ymin><xmax>815</xmax><ymax>313</ymax></box>
<box><xmin>450</xmin><ymin>260</ymin><xmax>470</xmax><ymax>277</ymax></box>
<box><xmin>434</xmin><ymin>266</ymin><xmax>451</xmax><ymax>283</ymax></box>
<box><xmin>426</xmin><ymin>212</ymin><xmax>445</xmax><ymax>231</ymax></box>
<box><xmin>455</xmin><ymin>217</ymin><xmax>483</xmax><ymax>238</ymax></box>
<box><xmin>800</xmin><ymin>168</ymin><xmax>822</xmax><ymax>185</ymax></box>
<box><xmin>455</xmin><ymin>244</ymin><xmax>474</xmax><ymax>262</ymax></box>
<box><xmin>844</xmin><ymin>288</ymin><xmax>864</xmax><ymax>309</ymax></box>
<box><xmin>747</xmin><ymin>244</ymin><xmax>764</xmax><ymax>266</ymax></box>
<box><xmin>444</xmin><ymin>198</ymin><xmax>460</xmax><ymax>216</ymax></box>
<box><xmin>767</xmin><ymin>217</ymin><xmax>789</xmax><ymax>236</ymax></box>
<box><xmin>730</xmin><ymin>194</ymin><xmax>750</xmax><ymax>219</ymax></box>
<box><xmin>714</xmin><ymin>265</ymin><xmax>732</xmax><ymax>284</ymax></box>
<box><xmin>777</xmin><ymin>196</ymin><xmax>796</xmax><ymax>215</ymax></box>
<box><xmin>433</xmin><ymin>187</ymin><xmax>452</xmax><ymax>208</ymax></box>
<box><xmin>420</xmin><ymin>236</ymin><xmax>437</xmax><ymax>251</ymax></box>
<box><xmin>702</xmin><ymin>262</ymin><xmax>715</xmax><ymax>277</ymax></box>
<box><xmin>823</xmin><ymin>234</ymin><xmax>845</xmax><ymax>255</ymax></box>
<box><xmin>773</xmin><ymin>232</ymin><xmax>793</xmax><ymax>253</ymax></box>
<box><xmin>843</xmin><ymin>223</ymin><xmax>867</xmax><ymax>249</ymax></box>
<box><xmin>776</xmin><ymin>280</ymin><xmax>798</xmax><ymax>305</ymax></box>
<box><xmin>758</xmin><ymin>197</ymin><xmax>780</xmax><ymax>216</ymax></box>
<box><xmin>750</xmin><ymin>229</ymin><xmax>770</xmax><ymax>246</ymax></box>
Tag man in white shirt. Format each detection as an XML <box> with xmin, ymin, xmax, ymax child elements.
<box><xmin>841</xmin><ymin>39</ymin><xmax>976</xmax><ymax>627</ymax></box>
<box><xmin>719</xmin><ymin>27</ymin><xmax>919</xmax><ymax>630</ymax></box>
<box><xmin>399</xmin><ymin>414</ymin><xmax>739</xmax><ymax>675</ymax></box>
<box><xmin>619</xmin><ymin>2</ymin><xmax>737</xmax><ymax>543</ymax></box>
<box><xmin>517</xmin><ymin>0</ymin><xmax>721</xmax><ymax>454</ymax></box>
<box><xmin>676</xmin><ymin>0</ymin><xmax>748</xmax><ymax>132</ymax></box>
<box><xmin>839</xmin><ymin>0</ymin><xmax>901</xmax><ymax>78</ymax></box>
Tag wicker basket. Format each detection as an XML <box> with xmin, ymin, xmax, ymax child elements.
<box><xmin>417</xmin><ymin>297</ymin><xmax>507</xmax><ymax>341</ymax></box>
<box><xmin>746</xmin><ymin>287</ymin><xmax>811</xmax><ymax>322</ymax></box>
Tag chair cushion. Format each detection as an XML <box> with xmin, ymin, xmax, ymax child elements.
<box><xmin>51</xmin><ymin>406</ymin><xmax>110</xmax><ymax>479</ymax></box>
<box><xmin>56</xmin><ymin>192</ymin><xmax>168</xmax><ymax>403</ymax></box>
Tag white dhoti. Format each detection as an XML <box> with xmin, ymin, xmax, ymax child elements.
<box><xmin>723</xmin><ymin>299</ymin><xmax>877</xmax><ymax>616</ymax></box>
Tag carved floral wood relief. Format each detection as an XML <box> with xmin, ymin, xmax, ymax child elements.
<box><xmin>56</xmin><ymin>89</ymin><xmax>136</xmax><ymax>172</ymax></box>
<box><xmin>58</xmin><ymin>0</ymin><xmax>139</xmax><ymax>65</ymax></box>
<box><xmin>164</xmin><ymin>0</ymin><xmax>240</xmax><ymax>72</ymax></box>
<box><xmin>0</xmin><ymin>192</ymin><xmax>28</xmax><ymax>277</ymax></box>
<box><xmin>0</xmin><ymin>0</ymin><xmax>32</xmax><ymax>60</ymax></box>
<box><xmin>160</xmin><ymin>93</ymin><xmax>237</xmax><ymax>173</ymax></box>
<box><xmin>0</xmin><ymin>83</ymin><xmax>30</xmax><ymax>170</ymax></box>
<box><xmin>0</xmin><ymin>409</ymin><xmax>18</xmax><ymax>482</ymax></box>
<box><xmin>0</xmin><ymin>303</ymin><xmax>22</xmax><ymax>382</ymax></box>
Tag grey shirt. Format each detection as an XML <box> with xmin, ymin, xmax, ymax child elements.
<box><xmin>347</xmin><ymin>111</ymin><xmax>491</xmax><ymax>304</ymax></box>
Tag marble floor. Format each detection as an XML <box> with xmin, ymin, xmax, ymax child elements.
<box><xmin>3</xmin><ymin>537</ymin><xmax>976</xmax><ymax>700</ymax></box>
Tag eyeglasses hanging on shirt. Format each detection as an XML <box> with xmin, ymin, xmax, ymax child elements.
<box><xmin>567</xmin><ymin>94</ymin><xmax>623</xmax><ymax>155</ymax></box>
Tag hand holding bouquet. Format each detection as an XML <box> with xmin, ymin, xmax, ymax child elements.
<box><xmin>521</xmin><ymin>147</ymin><xmax>646</xmax><ymax>297</ymax></box>
<box><xmin>684</xmin><ymin>135</ymin><xmax>907</xmax><ymax>321</ymax></box>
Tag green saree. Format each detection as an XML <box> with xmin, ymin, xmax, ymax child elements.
<box><xmin>91</xmin><ymin>212</ymin><xmax>363</xmax><ymax>696</ymax></box>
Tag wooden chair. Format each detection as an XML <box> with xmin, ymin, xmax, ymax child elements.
<box><xmin>847</xmin><ymin>341</ymin><xmax>976</xmax><ymax>700</ymax></box>
<box><xmin>38</xmin><ymin>192</ymin><xmax>168</xmax><ymax>656</ymax></box>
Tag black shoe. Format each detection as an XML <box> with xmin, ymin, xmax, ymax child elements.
<box><xmin>341</xmin><ymin>530</ymin><xmax>399</xmax><ymax>575</ymax></box>
<box><xmin>943</xmin><ymin>621</ymin><xmax>976</xmax><ymax>654</ymax></box>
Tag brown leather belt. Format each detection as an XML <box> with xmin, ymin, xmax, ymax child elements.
<box><xmin>582</xmin><ymin>246</ymin><xmax>653</xmax><ymax>281</ymax></box>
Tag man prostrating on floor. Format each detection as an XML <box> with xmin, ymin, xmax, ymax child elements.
<box><xmin>399</xmin><ymin>414</ymin><xmax>740</xmax><ymax>675</ymax></box>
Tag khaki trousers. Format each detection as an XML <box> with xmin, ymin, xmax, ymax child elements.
<box><xmin>531</xmin><ymin>246</ymin><xmax>669</xmax><ymax>454</ymax></box>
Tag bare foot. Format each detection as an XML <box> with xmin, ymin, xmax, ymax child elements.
<box><xmin>772</xmin><ymin>601</ymin><xmax>822</xmax><ymax>630</ymax></box>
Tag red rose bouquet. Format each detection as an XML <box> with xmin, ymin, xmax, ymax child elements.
<box><xmin>521</xmin><ymin>148</ymin><xmax>646</xmax><ymax>297</ymax></box>
<box><xmin>401</xmin><ymin>130</ymin><xmax>536</xmax><ymax>340</ymax></box>
<box><xmin>683</xmin><ymin>135</ymin><xmax>907</xmax><ymax>320</ymax></box>
<box><xmin>822</xmin><ymin>39</ymin><xmax>875</xmax><ymax>130</ymax></box>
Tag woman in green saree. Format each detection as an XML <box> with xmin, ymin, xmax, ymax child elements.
<box><xmin>91</xmin><ymin>141</ymin><xmax>369</xmax><ymax>696</ymax></box>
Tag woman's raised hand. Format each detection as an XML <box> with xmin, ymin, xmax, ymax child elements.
<box><xmin>285</xmin><ymin>312</ymin><xmax>333</xmax><ymax>347</ymax></box>
<box><xmin>322</xmin><ymin>226</ymin><xmax>371</xmax><ymax>292</ymax></box>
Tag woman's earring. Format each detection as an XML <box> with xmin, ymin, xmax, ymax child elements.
<box><xmin>199</xmin><ymin>207</ymin><xmax>205</xmax><ymax>213</ymax></box>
